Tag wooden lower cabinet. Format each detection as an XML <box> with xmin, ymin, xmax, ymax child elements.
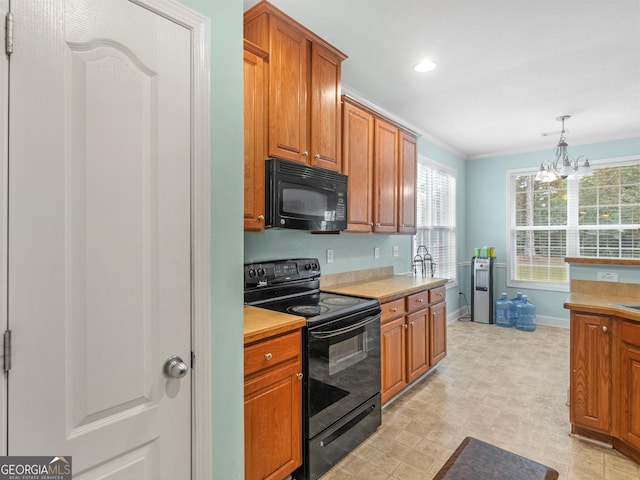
<box><xmin>618</xmin><ymin>320</ymin><xmax>640</xmax><ymax>451</ymax></box>
<box><xmin>381</xmin><ymin>286</ymin><xmax>446</xmax><ymax>404</ymax></box>
<box><xmin>430</xmin><ymin>301</ymin><xmax>447</xmax><ymax>365</ymax></box>
<box><xmin>569</xmin><ymin>311</ymin><xmax>640</xmax><ymax>463</ymax></box>
<box><xmin>244</xmin><ymin>330</ymin><xmax>303</xmax><ymax>480</ymax></box>
<box><xmin>570</xmin><ymin>312</ymin><xmax>612</xmax><ymax>432</ymax></box>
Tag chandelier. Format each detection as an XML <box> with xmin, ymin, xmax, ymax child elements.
<box><xmin>535</xmin><ymin>115</ymin><xmax>592</xmax><ymax>182</ymax></box>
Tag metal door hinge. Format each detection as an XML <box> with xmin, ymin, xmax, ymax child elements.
<box><xmin>5</xmin><ymin>12</ymin><xmax>13</xmax><ymax>56</ymax></box>
<box><xmin>3</xmin><ymin>329</ymin><xmax>11</xmax><ymax>372</ymax></box>
<box><xmin>190</xmin><ymin>351</ymin><xmax>195</xmax><ymax>369</ymax></box>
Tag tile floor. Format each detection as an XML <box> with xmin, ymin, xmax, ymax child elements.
<box><xmin>321</xmin><ymin>320</ymin><xmax>640</xmax><ymax>480</ymax></box>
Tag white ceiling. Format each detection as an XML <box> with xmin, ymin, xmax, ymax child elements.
<box><xmin>243</xmin><ymin>0</ymin><xmax>640</xmax><ymax>160</ymax></box>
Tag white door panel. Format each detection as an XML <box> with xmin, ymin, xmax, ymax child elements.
<box><xmin>8</xmin><ymin>1</ymin><xmax>192</xmax><ymax>478</ymax></box>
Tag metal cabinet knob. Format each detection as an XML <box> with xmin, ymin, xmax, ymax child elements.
<box><xmin>258</xmin><ymin>215</ymin><xmax>264</xmax><ymax>221</ymax></box>
<box><xmin>163</xmin><ymin>355</ymin><xmax>189</xmax><ymax>379</ymax></box>
<box><xmin>296</xmin><ymin>373</ymin><xmax>303</xmax><ymax>380</ymax></box>
<box><xmin>602</xmin><ymin>326</ymin><xmax>608</xmax><ymax>333</ymax></box>
<box><xmin>391</xmin><ymin>308</ymin><xmax>398</xmax><ymax>313</ymax></box>
<box><xmin>419</xmin><ymin>299</ymin><xmax>424</xmax><ymax>303</ymax></box>
<box><xmin>403</xmin><ymin>324</ymin><xmax>408</xmax><ymax>329</ymax></box>
<box><xmin>314</xmin><ymin>154</ymin><xmax>320</xmax><ymax>159</ymax></box>
<box><xmin>264</xmin><ymin>352</ymin><xmax>273</xmax><ymax>360</ymax></box>
<box><xmin>302</xmin><ymin>151</ymin><xmax>308</xmax><ymax>157</ymax></box>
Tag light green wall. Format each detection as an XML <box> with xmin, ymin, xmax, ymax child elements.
<box><xmin>465</xmin><ymin>137</ymin><xmax>640</xmax><ymax>321</ymax></box>
<box><xmin>178</xmin><ymin>0</ymin><xmax>244</xmax><ymax>478</ymax></box>
<box><xmin>245</xmin><ymin>230</ymin><xmax>414</xmax><ymax>274</ymax></box>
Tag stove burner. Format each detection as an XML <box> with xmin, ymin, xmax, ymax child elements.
<box><xmin>288</xmin><ymin>305</ymin><xmax>330</xmax><ymax>316</ymax></box>
<box><xmin>321</xmin><ymin>296</ymin><xmax>361</xmax><ymax>306</ymax></box>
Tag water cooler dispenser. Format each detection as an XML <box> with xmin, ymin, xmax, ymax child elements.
<box><xmin>471</xmin><ymin>256</ymin><xmax>494</xmax><ymax>323</ymax></box>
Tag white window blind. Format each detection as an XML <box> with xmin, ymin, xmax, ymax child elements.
<box><xmin>509</xmin><ymin>159</ymin><xmax>640</xmax><ymax>288</ymax></box>
<box><xmin>414</xmin><ymin>158</ymin><xmax>457</xmax><ymax>283</ymax></box>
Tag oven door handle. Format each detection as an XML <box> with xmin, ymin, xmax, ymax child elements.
<box><xmin>309</xmin><ymin>314</ymin><xmax>379</xmax><ymax>339</ymax></box>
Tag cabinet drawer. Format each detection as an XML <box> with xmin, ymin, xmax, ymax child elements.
<box><xmin>381</xmin><ymin>298</ymin><xmax>406</xmax><ymax>323</ymax></box>
<box><xmin>621</xmin><ymin>320</ymin><xmax>640</xmax><ymax>348</ymax></box>
<box><xmin>407</xmin><ymin>290</ymin><xmax>429</xmax><ymax>312</ymax></box>
<box><xmin>244</xmin><ymin>330</ymin><xmax>301</xmax><ymax>377</ymax></box>
<box><xmin>429</xmin><ymin>286</ymin><xmax>446</xmax><ymax>304</ymax></box>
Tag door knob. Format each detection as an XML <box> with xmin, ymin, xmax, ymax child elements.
<box><xmin>163</xmin><ymin>355</ymin><xmax>189</xmax><ymax>379</ymax></box>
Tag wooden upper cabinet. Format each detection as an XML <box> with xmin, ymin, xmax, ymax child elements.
<box><xmin>343</xmin><ymin>99</ymin><xmax>374</xmax><ymax>232</ymax></box>
<box><xmin>373</xmin><ymin>118</ymin><xmax>398</xmax><ymax>233</ymax></box>
<box><xmin>398</xmin><ymin>130</ymin><xmax>417</xmax><ymax>234</ymax></box>
<box><xmin>310</xmin><ymin>43</ymin><xmax>342</xmax><ymax>171</ymax></box>
<box><xmin>267</xmin><ymin>17</ymin><xmax>308</xmax><ymax>162</ymax></box>
<box><xmin>244</xmin><ymin>1</ymin><xmax>346</xmax><ymax>170</ymax></box>
<box><xmin>243</xmin><ymin>41</ymin><xmax>267</xmax><ymax>231</ymax></box>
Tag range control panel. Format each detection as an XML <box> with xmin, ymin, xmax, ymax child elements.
<box><xmin>244</xmin><ymin>258</ymin><xmax>320</xmax><ymax>289</ymax></box>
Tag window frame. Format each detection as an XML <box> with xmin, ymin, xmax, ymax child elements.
<box><xmin>413</xmin><ymin>155</ymin><xmax>457</xmax><ymax>288</ymax></box>
<box><xmin>506</xmin><ymin>155</ymin><xmax>640</xmax><ymax>292</ymax></box>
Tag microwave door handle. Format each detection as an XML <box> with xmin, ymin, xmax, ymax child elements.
<box><xmin>309</xmin><ymin>314</ymin><xmax>380</xmax><ymax>339</ymax></box>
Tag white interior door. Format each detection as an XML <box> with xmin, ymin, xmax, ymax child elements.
<box><xmin>7</xmin><ymin>1</ymin><xmax>192</xmax><ymax>478</ymax></box>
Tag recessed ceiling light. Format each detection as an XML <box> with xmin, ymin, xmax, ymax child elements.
<box><xmin>414</xmin><ymin>60</ymin><xmax>436</xmax><ymax>73</ymax></box>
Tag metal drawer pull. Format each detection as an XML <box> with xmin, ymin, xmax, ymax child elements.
<box><xmin>419</xmin><ymin>299</ymin><xmax>424</xmax><ymax>303</ymax></box>
<box><xmin>297</xmin><ymin>373</ymin><xmax>303</xmax><ymax>380</ymax></box>
<box><xmin>602</xmin><ymin>326</ymin><xmax>608</xmax><ymax>333</ymax></box>
<box><xmin>264</xmin><ymin>353</ymin><xmax>273</xmax><ymax>360</ymax></box>
<box><xmin>391</xmin><ymin>308</ymin><xmax>398</xmax><ymax>313</ymax></box>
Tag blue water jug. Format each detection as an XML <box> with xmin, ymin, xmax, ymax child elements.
<box><xmin>510</xmin><ymin>292</ymin><xmax>524</xmax><ymax>322</ymax></box>
<box><xmin>515</xmin><ymin>295</ymin><xmax>536</xmax><ymax>332</ymax></box>
<box><xmin>495</xmin><ymin>293</ymin><xmax>513</xmax><ymax>327</ymax></box>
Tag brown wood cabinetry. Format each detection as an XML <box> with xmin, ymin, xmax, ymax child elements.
<box><xmin>570</xmin><ymin>312</ymin><xmax>612</xmax><ymax>433</ymax></box>
<box><xmin>568</xmin><ymin>311</ymin><xmax>640</xmax><ymax>463</ymax></box>
<box><xmin>244</xmin><ymin>1</ymin><xmax>346</xmax><ymax>170</ymax></box>
<box><xmin>244</xmin><ymin>330</ymin><xmax>303</xmax><ymax>480</ymax></box>
<box><xmin>342</xmin><ymin>96</ymin><xmax>417</xmax><ymax>234</ymax></box>
<box><xmin>342</xmin><ymin>100</ymin><xmax>374</xmax><ymax>232</ymax></box>
<box><xmin>243</xmin><ymin>41</ymin><xmax>267</xmax><ymax>231</ymax></box>
<box><xmin>373</xmin><ymin>118</ymin><xmax>398</xmax><ymax>233</ymax></box>
<box><xmin>380</xmin><ymin>286</ymin><xmax>446</xmax><ymax>403</ymax></box>
<box><xmin>618</xmin><ymin>320</ymin><xmax>640</xmax><ymax>452</ymax></box>
<box><xmin>398</xmin><ymin>131</ymin><xmax>417</xmax><ymax>234</ymax></box>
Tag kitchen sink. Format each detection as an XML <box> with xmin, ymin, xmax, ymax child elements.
<box><xmin>609</xmin><ymin>304</ymin><xmax>640</xmax><ymax>311</ymax></box>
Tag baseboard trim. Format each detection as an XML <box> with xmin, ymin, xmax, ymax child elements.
<box><xmin>448</xmin><ymin>307</ymin><xmax>569</xmax><ymax>329</ymax></box>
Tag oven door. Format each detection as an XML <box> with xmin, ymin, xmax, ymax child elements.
<box><xmin>306</xmin><ymin>310</ymin><xmax>381</xmax><ymax>438</ymax></box>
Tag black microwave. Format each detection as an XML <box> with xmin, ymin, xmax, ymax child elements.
<box><xmin>265</xmin><ymin>158</ymin><xmax>348</xmax><ymax>232</ymax></box>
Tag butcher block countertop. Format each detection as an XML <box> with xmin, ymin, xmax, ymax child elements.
<box><xmin>322</xmin><ymin>275</ymin><xmax>448</xmax><ymax>303</ymax></box>
<box><xmin>244</xmin><ymin>305</ymin><xmax>305</xmax><ymax>345</ymax></box>
<box><xmin>564</xmin><ymin>279</ymin><xmax>640</xmax><ymax>323</ymax></box>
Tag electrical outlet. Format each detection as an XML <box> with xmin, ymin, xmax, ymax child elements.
<box><xmin>374</xmin><ymin>247</ymin><xmax>380</xmax><ymax>259</ymax></box>
<box><xmin>326</xmin><ymin>249</ymin><xmax>334</xmax><ymax>264</ymax></box>
<box><xmin>597</xmin><ymin>271</ymin><xmax>618</xmax><ymax>282</ymax></box>
<box><xmin>392</xmin><ymin>245</ymin><xmax>399</xmax><ymax>257</ymax></box>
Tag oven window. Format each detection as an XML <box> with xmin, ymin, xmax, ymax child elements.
<box><xmin>282</xmin><ymin>185</ymin><xmax>328</xmax><ymax>217</ymax></box>
<box><xmin>329</xmin><ymin>332</ymin><xmax>368</xmax><ymax>376</ymax></box>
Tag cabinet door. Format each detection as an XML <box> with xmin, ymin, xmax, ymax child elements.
<box><xmin>310</xmin><ymin>43</ymin><xmax>342</xmax><ymax>171</ymax></box>
<box><xmin>570</xmin><ymin>312</ymin><xmax>612</xmax><ymax>433</ymax></box>
<box><xmin>245</xmin><ymin>361</ymin><xmax>302</xmax><ymax>480</ymax></box>
<box><xmin>343</xmin><ymin>101</ymin><xmax>374</xmax><ymax>232</ymax></box>
<box><xmin>381</xmin><ymin>317</ymin><xmax>406</xmax><ymax>404</ymax></box>
<box><xmin>398</xmin><ymin>130</ymin><xmax>417</xmax><ymax>234</ymax></box>
<box><xmin>618</xmin><ymin>321</ymin><xmax>640</xmax><ymax>450</ymax></box>
<box><xmin>430</xmin><ymin>302</ymin><xmax>447</xmax><ymax>365</ymax></box>
<box><xmin>268</xmin><ymin>17</ymin><xmax>308</xmax><ymax>163</ymax></box>
<box><xmin>373</xmin><ymin>118</ymin><xmax>398</xmax><ymax>232</ymax></box>
<box><xmin>406</xmin><ymin>309</ymin><xmax>429</xmax><ymax>383</ymax></box>
<box><xmin>244</xmin><ymin>46</ymin><xmax>266</xmax><ymax>231</ymax></box>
